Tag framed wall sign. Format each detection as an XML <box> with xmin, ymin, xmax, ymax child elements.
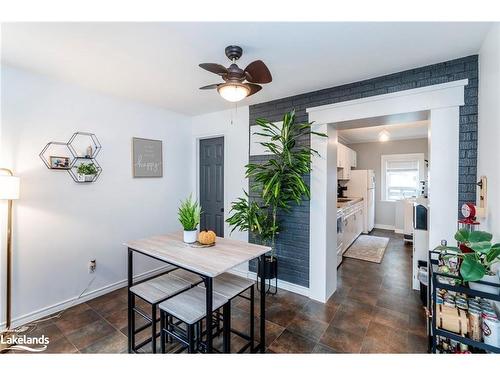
<box><xmin>132</xmin><ymin>137</ymin><xmax>163</xmax><ymax>178</ymax></box>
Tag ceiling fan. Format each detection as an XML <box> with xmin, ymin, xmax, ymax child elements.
<box><xmin>199</xmin><ymin>45</ymin><xmax>272</xmax><ymax>102</ymax></box>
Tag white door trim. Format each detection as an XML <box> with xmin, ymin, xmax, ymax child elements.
<box><xmin>307</xmin><ymin>79</ymin><xmax>468</xmax><ymax>303</ymax></box>
<box><xmin>306</xmin><ymin>79</ymin><xmax>468</xmax><ymax>115</ymax></box>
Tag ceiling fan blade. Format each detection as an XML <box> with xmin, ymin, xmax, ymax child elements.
<box><xmin>245</xmin><ymin>83</ymin><xmax>262</xmax><ymax>97</ymax></box>
<box><xmin>199</xmin><ymin>84</ymin><xmax>220</xmax><ymax>90</ymax></box>
<box><xmin>244</xmin><ymin>60</ymin><xmax>272</xmax><ymax>84</ymax></box>
<box><xmin>199</xmin><ymin>63</ymin><xmax>228</xmax><ymax>76</ymax></box>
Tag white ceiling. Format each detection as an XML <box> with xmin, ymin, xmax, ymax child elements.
<box><xmin>339</xmin><ymin>120</ymin><xmax>429</xmax><ymax>144</ymax></box>
<box><xmin>1</xmin><ymin>22</ymin><xmax>492</xmax><ymax>115</ymax></box>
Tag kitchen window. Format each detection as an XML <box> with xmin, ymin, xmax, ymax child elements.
<box><xmin>381</xmin><ymin>153</ymin><xmax>425</xmax><ymax>201</ymax></box>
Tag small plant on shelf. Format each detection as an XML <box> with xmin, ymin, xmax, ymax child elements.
<box><xmin>454</xmin><ymin>229</ymin><xmax>500</xmax><ymax>280</ymax></box>
<box><xmin>438</xmin><ymin>229</ymin><xmax>500</xmax><ymax>294</ymax></box>
<box><xmin>76</xmin><ymin>163</ymin><xmax>98</xmax><ymax>182</ymax></box>
<box><xmin>178</xmin><ymin>195</ymin><xmax>202</xmax><ymax>243</ymax></box>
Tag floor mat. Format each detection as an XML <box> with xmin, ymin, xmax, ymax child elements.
<box><xmin>343</xmin><ymin>235</ymin><xmax>390</xmax><ymax>263</ymax></box>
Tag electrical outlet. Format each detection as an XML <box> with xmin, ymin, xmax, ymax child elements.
<box><xmin>89</xmin><ymin>259</ymin><xmax>96</xmax><ymax>273</ymax></box>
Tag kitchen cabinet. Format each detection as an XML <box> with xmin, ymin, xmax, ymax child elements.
<box><xmin>350</xmin><ymin>148</ymin><xmax>357</xmax><ymax>168</ymax></box>
<box><xmin>337</xmin><ymin>144</ymin><xmax>357</xmax><ymax>179</ymax></box>
<box><xmin>341</xmin><ymin>202</ymin><xmax>364</xmax><ymax>254</ymax></box>
<box><xmin>337</xmin><ymin>145</ymin><xmax>344</xmax><ymax>168</ymax></box>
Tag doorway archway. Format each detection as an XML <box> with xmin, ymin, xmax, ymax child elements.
<box><xmin>307</xmin><ymin>79</ymin><xmax>469</xmax><ymax>302</ymax></box>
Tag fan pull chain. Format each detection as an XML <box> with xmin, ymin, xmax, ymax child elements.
<box><xmin>230</xmin><ymin>102</ymin><xmax>238</xmax><ymax>125</ymax></box>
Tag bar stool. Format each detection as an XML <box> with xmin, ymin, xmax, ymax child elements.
<box><xmin>212</xmin><ymin>273</ymin><xmax>256</xmax><ymax>353</ymax></box>
<box><xmin>159</xmin><ymin>286</ymin><xmax>229</xmax><ymax>353</ymax></box>
<box><xmin>170</xmin><ymin>268</ymin><xmax>203</xmax><ymax>286</ymax></box>
<box><xmin>128</xmin><ymin>271</ymin><xmax>191</xmax><ymax>353</ymax></box>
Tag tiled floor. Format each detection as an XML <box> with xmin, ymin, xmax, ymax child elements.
<box><xmin>3</xmin><ymin>229</ymin><xmax>427</xmax><ymax>354</ymax></box>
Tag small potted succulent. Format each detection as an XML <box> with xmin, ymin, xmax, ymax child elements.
<box><xmin>439</xmin><ymin>229</ymin><xmax>500</xmax><ymax>295</ymax></box>
<box><xmin>76</xmin><ymin>163</ymin><xmax>98</xmax><ymax>182</ymax></box>
<box><xmin>178</xmin><ymin>195</ymin><xmax>202</xmax><ymax>243</ymax></box>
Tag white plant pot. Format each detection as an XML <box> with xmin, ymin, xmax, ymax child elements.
<box><xmin>183</xmin><ymin>230</ymin><xmax>198</xmax><ymax>244</ymax></box>
<box><xmin>78</xmin><ymin>173</ymin><xmax>95</xmax><ymax>182</ymax></box>
<box><xmin>469</xmin><ymin>274</ymin><xmax>500</xmax><ymax>296</ymax></box>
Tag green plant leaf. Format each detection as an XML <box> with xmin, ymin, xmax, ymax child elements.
<box><xmin>486</xmin><ymin>243</ymin><xmax>500</xmax><ymax>263</ymax></box>
<box><xmin>460</xmin><ymin>255</ymin><xmax>486</xmax><ymax>282</ymax></box>
<box><xmin>454</xmin><ymin>229</ymin><xmax>469</xmax><ymax>243</ymax></box>
<box><xmin>226</xmin><ymin>110</ymin><xmax>326</xmax><ymax>256</ymax></box>
<box><xmin>76</xmin><ymin>162</ymin><xmax>98</xmax><ymax>175</ymax></box>
<box><xmin>178</xmin><ymin>194</ymin><xmax>201</xmax><ymax>231</ymax></box>
<box><xmin>434</xmin><ymin>245</ymin><xmax>460</xmax><ymax>253</ymax></box>
<box><xmin>469</xmin><ymin>241</ymin><xmax>492</xmax><ymax>254</ymax></box>
<box><xmin>469</xmin><ymin>231</ymin><xmax>493</xmax><ymax>243</ymax></box>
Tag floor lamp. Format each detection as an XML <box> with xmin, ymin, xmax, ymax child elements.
<box><xmin>0</xmin><ymin>168</ymin><xmax>20</xmax><ymax>335</ymax></box>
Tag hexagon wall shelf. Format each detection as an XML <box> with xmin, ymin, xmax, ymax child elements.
<box><xmin>39</xmin><ymin>132</ymin><xmax>102</xmax><ymax>183</ymax></box>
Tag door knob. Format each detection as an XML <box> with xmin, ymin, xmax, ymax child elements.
<box><xmin>220</xmin><ymin>208</ymin><xmax>224</xmax><ymax>212</ymax></box>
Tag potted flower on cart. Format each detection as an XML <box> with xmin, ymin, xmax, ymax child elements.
<box><xmin>226</xmin><ymin>110</ymin><xmax>326</xmax><ymax>291</ymax></box>
<box><xmin>439</xmin><ymin>229</ymin><xmax>500</xmax><ymax>295</ymax></box>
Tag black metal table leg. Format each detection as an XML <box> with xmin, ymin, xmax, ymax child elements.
<box><xmin>250</xmin><ymin>284</ymin><xmax>255</xmax><ymax>352</ymax></box>
<box><xmin>223</xmin><ymin>303</ymin><xmax>231</xmax><ymax>353</ymax></box>
<box><xmin>127</xmin><ymin>248</ymin><xmax>134</xmax><ymax>353</ymax></box>
<box><xmin>160</xmin><ymin>310</ymin><xmax>166</xmax><ymax>354</ymax></box>
<box><xmin>187</xmin><ymin>324</ymin><xmax>195</xmax><ymax>353</ymax></box>
<box><xmin>151</xmin><ymin>303</ymin><xmax>157</xmax><ymax>353</ymax></box>
<box><xmin>259</xmin><ymin>255</ymin><xmax>266</xmax><ymax>353</ymax></box>
<box><xmin>205</xmin><ymin>277</ymin><xmax>213</xmax><ymax>353</ymax></box>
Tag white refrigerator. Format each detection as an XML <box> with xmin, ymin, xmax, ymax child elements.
<box><xmin>346</xmin><ymin>170</ymin><xmax>375</xmax><ymax>233</ymax></box>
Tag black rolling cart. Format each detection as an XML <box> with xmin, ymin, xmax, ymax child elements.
<box><xmin>427</xmin><ymin>249</ymin><xmax>500</xmax><ymax>353</ymax></box>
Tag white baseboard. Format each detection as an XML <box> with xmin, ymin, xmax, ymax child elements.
<box><xmin>394</xmin><ymin>228</ymin><xmax>404</xmax><ymax>234</ymax></box>
<box><xmin>2</xmin><ymin>264</ymin><xmax>311</xmax><ymax>331</ymax></box>
<box><xmin>1</xmin><ymin>265</ymin><xmax>172</xmax><ymax>330</ymax></box>
<box><xmin>228</xmin><ymin>268</ymin><xmax>310</xmax><ymax>298</ymax></box>
<box><xmin>374</xmin><ymin>223</ymin><xmax>395</xmax><ymax>231</ymax></box>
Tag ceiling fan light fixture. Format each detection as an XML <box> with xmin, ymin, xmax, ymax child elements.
<box><xmin>378</xmin><ymin>129</ymin><xmax>390</xmax><ymax>142</ymax></box>
<box><xmin>217</xmin><ymin>83</ymin><xmax>249</xmax><ymax>102</ymax></box>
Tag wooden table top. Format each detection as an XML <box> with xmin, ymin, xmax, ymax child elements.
<box><xmin>124</xmin><ymin>232</ymin><xmax>270</xmax><ymax>277</ymax></box>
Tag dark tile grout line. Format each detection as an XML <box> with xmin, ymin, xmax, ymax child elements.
<box><xmin>84</xmin><ymin>302</ymin><xmax>128</xmax><ymax>354</ymax></box>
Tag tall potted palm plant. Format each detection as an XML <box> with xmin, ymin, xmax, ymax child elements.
<box><xmin>226</xmin><ymin>110</ymin><xmax>326</xmax><ymax>283</ymax></box>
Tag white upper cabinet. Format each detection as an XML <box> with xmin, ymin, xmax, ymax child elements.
<box><xmin>337</xmin><ymin>143</ymin><xmax>356</xmax><ymax>179</ymax></box>
<box><xmin>350</xmin><ymin>148</ymin><xmax>357</xmax><ymax>168</ymax></box>
<box><xmin>337</xmin><ymin>144</ymin><xmax>344</xmax><ymax>168</ymax></box>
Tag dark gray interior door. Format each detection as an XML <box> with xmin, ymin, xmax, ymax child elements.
<box><xmin>199</xmin><ymin>137</ymin><xmax>224</xmax><ymax>237</ymax></box>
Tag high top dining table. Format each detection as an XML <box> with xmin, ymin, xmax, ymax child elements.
<box><xmin>124</xmin><ymin>231</ymin><xmax>271</xmax><ymax>353</ymax></box>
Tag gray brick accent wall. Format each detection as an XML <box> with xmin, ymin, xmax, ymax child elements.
<box><xmin>248</xmin><ymin>55</ymin><xmax>478</xmax><ymax>288</ymax></box>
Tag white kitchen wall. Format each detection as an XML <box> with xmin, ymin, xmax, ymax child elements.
<box><xmin>189</xmin><ymin>107</ymin><xmax>250</xmax><ymax>272</ymax></box>
<box><xmin>348</xmin><ymin>138</ymin><xmax>428</xmax><ymax>228</ymax></box>
<box><xmin>478</xmin><ymin>24</ymin><xmax>500</xmax><ymax>240</ymax></box>
<box><xmin>0</xmin><ymin>66</ymin><xmax>192</xmax><ymax>327</ymax></box>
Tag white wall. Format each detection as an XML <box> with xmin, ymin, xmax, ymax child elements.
<box><xmin>189</xmin><ymin>107</ymin><xmax>250</xmax><ymax>272</ymax></box>
<box><xmin>478</xmin><ymin>24</ymin><xmax>500</xmax><ymax>240</ymax></box>
<box><xmin>348</xmin><ymin>138</ymin><xmax>428</xmax><ymax>228</ymax></box>
<box><xmin>0</xmin><ymin>66</ymin><xmax>192</xmax><ymax>327</ymax></box>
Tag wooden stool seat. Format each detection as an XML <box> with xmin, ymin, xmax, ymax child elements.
<box><xmin>214</xmin><ymin>273</ymin><xmax>255</xmax><ymax>300</ymax></box>
<box><xmin>163</xmin><ymin>264</ymin><xmax>179</xmax><ymax>273</ymax></box>
<box><xmin>159</xmin><ymin>287</ymin><xmax>227</xmax><ymax>325</ymax></box>
<box><xmin>130</xmin><ymin>274</ymin><xmax>190</xmax><ymax>304</ymax></box>
<box><xmin>170</xmin><ymin>268</ymin><xmax>203</xmax><ymax>286</ymax></box>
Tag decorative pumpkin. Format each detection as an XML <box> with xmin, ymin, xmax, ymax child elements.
<box><xmin>198</xmin><ymin>230</ymin><xmax>216</xmax><ymax>245</ymax></box>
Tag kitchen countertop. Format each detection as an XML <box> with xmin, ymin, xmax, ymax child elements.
<box><xmin>337</xmin><ymin>197</ymin><xmax>363</xmax><ymax>213</ymax></box>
